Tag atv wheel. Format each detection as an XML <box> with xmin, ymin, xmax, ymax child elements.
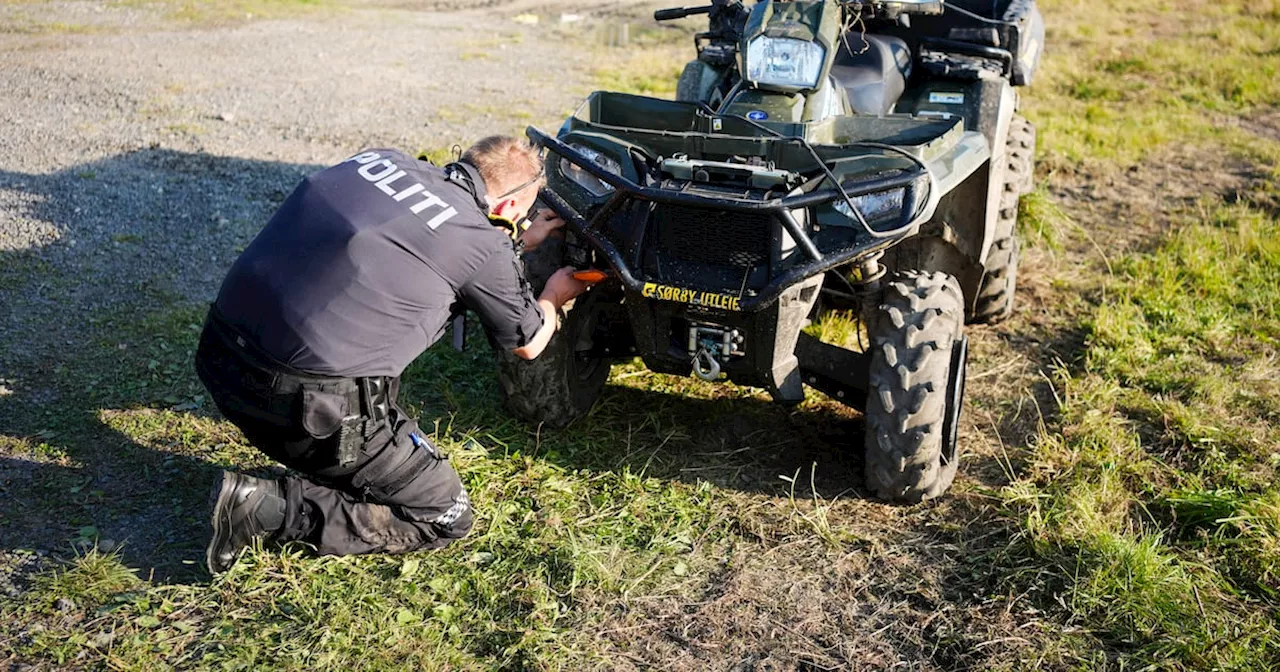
<box><xmin>675</xmin><ymin>61</ymin><xmax>705</xmax><ymax>103</ymax></box>
<box><xmin>497</xmin><ymin>300</ymin><xmax>609</xmax><ymax>428</ymax></box>
<box><xmin>864</xmin><ymin>270</ymin><xmax>967</xmax><ymax>503</ymax></box>
<box><xmin>971</xmin><ymin>235</ymin><xmax>1020</xmax><ymax>324</ymax></box>
<box><xmin>970</xmin><ymin>115</ymin><xmax>1035</xmax><ymax>324</ymax></box>
<box><xmin>1008</xmin><ymin>114</ymin><xmax>1036</xmax><ymax>196</ymax></box>
<box><xmin>495</xmin><ymin>236</ymin><xmax>609</xmax><ymax>428</ymax></box>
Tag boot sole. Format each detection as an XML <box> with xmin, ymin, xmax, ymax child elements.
<box><xmin>206</xmin><ymin>471</ymin><xmax>245</xmax><ymax>574</ymax></box>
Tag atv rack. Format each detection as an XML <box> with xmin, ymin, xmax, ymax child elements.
<box><xmin>529</xmin><ymin>126</ymin><xmax>928</xmax><ymax>311</ymax></box>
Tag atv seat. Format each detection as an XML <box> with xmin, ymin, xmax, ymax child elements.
<box><xmin>829</xmin><ymin>34</ymin><xmax>913</xmax><ymax>116</ymax></box>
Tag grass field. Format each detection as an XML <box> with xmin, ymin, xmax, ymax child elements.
<box><xmin>2</xmin><ymin>0</ymin><xmax>1279</xmax><ymax>669</ymax></box>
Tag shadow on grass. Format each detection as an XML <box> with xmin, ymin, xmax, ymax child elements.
<box><xmin>0</xmin><ymin>149</ymin><xmax>324</xmax><ymax>583</ymax></box>
<box><xmin>565</xmin><ymin>384</ymin><xmax>866</xmax><ymax>498</ymax></box>
<box><xmin>980</xmin><ymin>322</ymin><xmax>1090</xmax><ymax>486</ymax></box>
<box><xmin>401</xmin><ymin>334</ymin><xmax>871</xmax><ymax>502</ymax></box>
<box><xmin>0</xmin><ymin>425</ymin><xmax>224</xmax><ymax>584</ymax></box>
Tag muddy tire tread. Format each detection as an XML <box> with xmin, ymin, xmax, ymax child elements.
<box><xmin>1008</xmin><ymin>114</ymin><xmax>1037</xmax><ymax>196</ymax></box>
<box><xmin>675</xmin><ymin>61</ymin><xmax>705</xmax><ymax>103</ymax></box>
<box><xmin>971</xmin><ymin>235</ymin><xmax>1020</xmax><ymax>324</ymax></box>
<box><xmin>496</xmin><ymin>313</ymin><xmax>606</xmax><ymax>428</ymax></box>
<box><xmin>970</xmin><ymin>115</ymin><xmax>1034</xmax><ymax>325</ymax></box>
<box><xmin>864</xmin><ymin>271</ymin><xmax>964</xmax><ymax>503</ymax></box>
<box><xmin>495</xmin><ymin>236</ymin><xmax>608</xmax><ymax>428</ymax></box>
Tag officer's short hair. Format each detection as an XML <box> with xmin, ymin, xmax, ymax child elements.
<box><xmin>462</xmin><ymin>136</ymin><xmax>544</xmax><ymax>200</ymax></box>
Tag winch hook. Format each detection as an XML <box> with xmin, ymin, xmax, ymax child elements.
<box><xmin>692</xmin><ymin>347</ymin><xmax>721</xmax><ymax>381</ymax></box>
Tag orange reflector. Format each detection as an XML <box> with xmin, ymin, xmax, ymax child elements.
<box><xmin>572</xmin><ymin>269</ymin><xmax>609</xmax><ymax>284</ymax></box>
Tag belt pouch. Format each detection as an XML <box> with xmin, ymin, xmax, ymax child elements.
<box><xmin>300</xmin><ymin>387</ymin><xmax>362</xmax><ymax>467</ymax></box>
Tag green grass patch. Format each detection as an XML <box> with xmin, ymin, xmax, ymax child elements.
<box><xmin>1028</xmin><ymin>0</ymin><xmax>1280</xmax><ymax>168</ymax></box>
<box><xmin>0</xmin><ymin>18</ymin><xmax>100</xmax><ymax>35</ymax></box>
<box><xmin>989</xmin><ymin>11</ymin><xmax>1280</xmax><ymax>664</ymax></box>
<box><xmin>803</xmin><ymin>309</ymin><xmax>865</xmax><ymax>351</ymax></box>
<box><xmin>1000</xmin><ymin>178</ymin><xmax>1280</xmax><ymax>668</ymax></box>
<box><xmin>416</xmin><ymin>146</ymin><xmax>461</xmax><ymax>167</ymax></box>
<box><xmin>1017</xmin><ymin>186</ymin><xmax>1071</xmax><ymax>253</ymax></box>
<box><xmin>2</xmin><ymin>456</ymin><xmax>730</xmax><ymax>668</ymax></box>
<box><xmin>593</xmin><ymin>47</ymin><xmax>686</xmax><ymax>99</ymax></box>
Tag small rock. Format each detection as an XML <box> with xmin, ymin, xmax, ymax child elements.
<box><xmin>217</xmin><ymin>112</ymin><xmax>235</xmax><ymax>122</ymax></box>
<box><xmin>55</xmin><ymin>597</ymin><xmax>76</xmax><ymax>613</ymax></box>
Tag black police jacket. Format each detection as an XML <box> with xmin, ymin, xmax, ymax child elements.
<box><xmin>213</xmin><ymin>149</ymin><xmax>543</xmax><ymax>378</ymax></box>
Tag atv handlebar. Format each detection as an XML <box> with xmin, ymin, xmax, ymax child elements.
<box><xmin>654</xmin><ymin>5</ymin><xmax>713</xmax><ymax>21</ymax></box>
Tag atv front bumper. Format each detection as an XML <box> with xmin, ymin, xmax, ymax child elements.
<box><xmin>530</xmin><ymin>127</ymin><xmax>924</xmax><ymax>313</ymax></box>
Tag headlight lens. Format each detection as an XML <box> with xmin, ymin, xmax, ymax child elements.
<box><xmin>834</xmin><ymin>188</ymin><xmax>906</xmax><ymax>225</ymax></box>
<box><xmin>745</xmin><ymin>36</ymin><xmax>826</xmax><ymax>90</ymax></box>
<box><xmin>559</xmin><ymin>144</ymin><xmax>620</xmax><ymax>197</ymax></box>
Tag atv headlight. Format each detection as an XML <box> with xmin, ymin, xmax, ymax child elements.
<box><xmin>559</xmin><ymin>144</ymin><xmax>620</xmax><ymax>197</ymax></box>
<box><xmin>834</xmin><ymin>188</ymin><xmax>906</xmax><ymax>224</ymax></box>
<box><xmin>745</xmin><ymin>36</ymin><xmax>825</xmax><ymax>90</ymax></box>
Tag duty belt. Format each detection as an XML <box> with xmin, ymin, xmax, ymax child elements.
<box><xmin>204</xmin><ymin>307</ymin><xmax>394</xmax><ymax>423</ymax></box>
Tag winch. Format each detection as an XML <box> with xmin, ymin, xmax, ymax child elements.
<box><xmin>687</xmin><ymin>323</ymin><xmax>744</xmax><ymax>381</ymax></box>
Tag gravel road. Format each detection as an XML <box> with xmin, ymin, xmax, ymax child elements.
<box><xmin>0</xmin><ymin>1</ymin><xmax>665</xmax><ymax>367</ymax></box>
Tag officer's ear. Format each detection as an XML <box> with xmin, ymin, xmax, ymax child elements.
<box><xmin>491</xmin><ymin>197</ymin><xmax>520</xmax><ymax>219</ymax></box>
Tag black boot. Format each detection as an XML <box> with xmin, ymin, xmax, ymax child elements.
<box><xmin>206</xmin><ymin>471</ymin><xmax>286</xmax><ymax>574</ymax></box>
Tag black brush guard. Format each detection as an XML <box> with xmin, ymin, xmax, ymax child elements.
<box><xmin>528</xmin><ymin>127</ymin><xmax>929</xmax><ymax>312</ymax></box>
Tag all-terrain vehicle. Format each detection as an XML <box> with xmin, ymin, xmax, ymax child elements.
<box><xmin>498</xmin><ymin>0</ymin><xmax>1043</xmax><ymax>503</ymax></box>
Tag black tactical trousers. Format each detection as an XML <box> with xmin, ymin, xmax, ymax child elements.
<box><xmin>194</xmin><ymin>316</ymin><xmax>474</xmax><ymax>556</ymax></box>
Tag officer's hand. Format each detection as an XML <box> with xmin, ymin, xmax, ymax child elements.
<box><xmin>530</xmin><ymin>208</ymin><xmax>564</xmax><ymax>230</ymax></box>
<box><xmin>520</xmin><ymin>209</ymin><xmax>565</xmax><ymax>252</ymax></box>
<box><xmin>540</xmin><ymin>266</ymin><xmax>591</xmax><ymax>308</ymax></box>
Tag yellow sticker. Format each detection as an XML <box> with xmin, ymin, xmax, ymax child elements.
<box><xmin>641</xmin><ymin>282</ymin><xmax>742</xmax><ymax>311</ymax></box>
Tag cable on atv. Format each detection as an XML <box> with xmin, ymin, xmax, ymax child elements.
<box><xmin>941</xmin><ymin>2</ymin><xmax>1021</xmax><ymax>26</ymax></box>
<box><xmin>695</xmin><ymin>103</ymin><xmax>941</xmax><ymax>240</ymax></box>
<box><xmin>838</xmin><ymin>2</ymin><xmax>871</xmax><ymax>56</ymax></box>
<box><xmin>713</xmin><ymin>79</ymin><xmax>745</xmax><ymax>115</ymax></box>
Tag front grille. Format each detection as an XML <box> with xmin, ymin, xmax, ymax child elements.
<box><xmin>653</xmin><ymin>205</ymin><xmax>772</xmax><ymax>269</ymax></box>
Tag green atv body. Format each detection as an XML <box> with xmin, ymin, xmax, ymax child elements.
<box><xmin>499</xmin><ymin>0</ymin><xmax>1043</xmax><ymax>503</ymax></box>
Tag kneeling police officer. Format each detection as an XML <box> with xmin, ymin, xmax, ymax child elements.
<box><xmin>196</xmin><ymin>136</ymin><xmax>588</xmax><ymax>573</ymax></box>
